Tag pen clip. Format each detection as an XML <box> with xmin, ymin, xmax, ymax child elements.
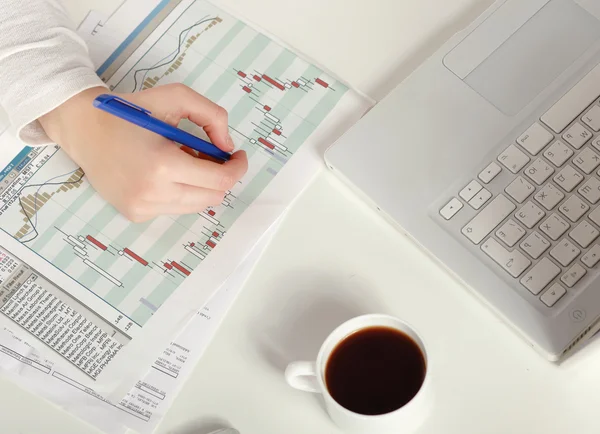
<box><xmin>110</xmin><ymin>96</ymin><xmax>152</xmax><ymax>115</ymax></box>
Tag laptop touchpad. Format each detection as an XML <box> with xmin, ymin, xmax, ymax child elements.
<box><xmin>444</xmin><ymin>0</ymin><xmax>600</xmax><ymax>115</ymax></box>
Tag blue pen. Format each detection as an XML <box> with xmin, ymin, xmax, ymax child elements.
<box><xmin>93</xmin><ymin>94</ymin><xmax>231</xmax><ymax>162</ymax></box>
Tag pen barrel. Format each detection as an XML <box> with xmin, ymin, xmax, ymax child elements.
<box><xmin>94</xmin><ymin>95</ymin><xmax>231</xmax><ymax>162</ymax></box>
<box><xmin>150</xmin><ymin>122</ymin><xmax>231</xmax><ymax>161</ymax></box>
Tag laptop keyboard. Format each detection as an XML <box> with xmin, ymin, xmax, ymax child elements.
<box><xmin>439</xmin><ymin>63</ymin><xmax>600</xmax><ymax>310</ymax></box>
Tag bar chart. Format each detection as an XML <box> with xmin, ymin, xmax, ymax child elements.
<box><xmin>0</xmin><ymin>0</ymin><xmax>348</xmax><ymax>329</ymax></box>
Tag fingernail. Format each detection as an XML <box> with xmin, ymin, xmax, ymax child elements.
<box><xmin>226</xmin><ymin>134</ymin><xmax>235</xmax><ymax>150</ymax></box>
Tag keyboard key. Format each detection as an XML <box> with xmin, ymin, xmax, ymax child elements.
<box><xmin>573</xmin><ymin>147</ymin><xmax>600</xmax><ymax>174</ymax></box>
<box><xmin>563</xmin><ymin>122</ymin><xmax>592</xmax><ymax>149</ymax></box>
<box><xmin>515</xmin><ymin>201</ymin><xmax>545</xmax><ymax>228</ymax></box>
<box><xmin>569</xmin><ymin>220</ymin><xmax>599</xmax><ymax>248</ymax></box>
<box><xmin>540</xmin><ymin>283</ymin><xmax>567</xmax><ymax>307</ymax></box>
<box><xmin>592</xmin><ymin>138</ymin><xmax>600</xmax><ymax>153</ymax></box>
<box><xmin>550</xmin><ymin>239</ymin><xmax>580</xmax><ymax>266</ymax></box>
<box><xmin>540</xmin><ymin>62</ymin><xmax>600</xmax><ymax>133</ymax></box>
<box><xmin>582</xmin><ymin>244</ymin><xmax>600</xmax><ymax>268</ymax></box>
<box><xmin>544</xmin><ymin>140</ymin><xmax>573</xmax><ymax>167</ymax></box>
<box><xmin>554</xmin><ymin>165</ymin><xmax>584</xmax><ymax>192</ymax></box>
<box><xmin>440</xmin><ymin>198</ymin><xmax>463</xmax><ymax>220</ymax></box>
<box><xmin>559</xmin><ymin>195</ymin><xmax>589</xmax><ymax>222</ymax></box>
<box><xmin>498</xmin><ymin>145</ymin><xmax>530</xmax><ymax>174</ymax></box>
<box><xmin>478</xmin><ymin>162</ymin><xmax>502</xmax><ymax>184</ymax></box>
<box><xmin>578</xmin><ymin>177</ymin><xmax>600</xmax><ymax>204</ymax></box>
<box><xmin>582</xmin><ymin>105</ymin><xmax>600</xmax><ymax>131</ymax></box>
<box><xmin>534</xmin><ymin>183</ymin><xmax>564</xmax><ymax>210</ymax></box>
<box><xmin>505</xmin><ymin>176</ymin><xmax>534</xmax><ymax>203</ymax></box>
<box><xmin>520</xmin><ymin>231</ymin><xmax>550</xmax><ymax>259</ymax></box>
<box><xmin>520</xmin><ymin>258</ymin><xmax>560</xmax><ymax>295</ymax></box>
<box><xmin>481</xmin><ymin>238</ymin><xmax>531</xmax><ymax>278</ymax></box>
<box><xmin>496</xmin><ymin>219</ymin><xmax>526</xmax><ymax>247</ymax></box>
<box><xmin>524</xmin><ymin>158</ymin><xmax>554</xmax><ymax>185</ymax></box>
<box><xmin>517</xmin><ymin>122</ymin><xmax>553</xmax><ymax>155</ymax></box>
<box><xmin>459</xmin><ymin>180</ymin><xmax>483</xmax><ymax>202</ymax></box>
<box><xmin>561</xmin><ymin>263</ymin><xmax>586</xmax><ymax>288</ymax></box>
<box><xmin>468</xmin><ymin>188</ymin><xmax>492</xmax><ymax>210</ymax></box>
<box><xmin>590</xmin><ymin>206</ymin><xmax>600</xmax><ymax>227</ymax></box>
<box><xmin>540</xmin><ymin>213</ymin><xmax>570</xmax><ymax>240</ymax></box>
<box><xmin>462</xmin><ymin>194</ymin><xmax>516</xmax><ymax>244</ymax></box>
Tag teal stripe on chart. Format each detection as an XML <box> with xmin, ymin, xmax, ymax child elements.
<box><xmin>183</xmin><ymin>20</ymin><xmax>245</xmax><ymax>88</ymax></box>
<box><xmin>267</xmin><ymin>64</ymin><xmax>323</xmax><ymax>129</ymax></box>
<box><xmin>147</xmin><ymin>277</ymin><xmax>185</xmax><ymax>307</ymax></box>
<box><xmin>235</xmin><ymin>159</ymin><xmax>285</xmax><ymax>207</ymax></box>
<box><xmin>30</xmin><ymin>184</ymin><xmax>96</xmax><ymax>251</ymax></box>
<box><xmin>52</xmin><ymin>202</ymin><xmax>119</xmax><ymax>267</ymax></box>
<box><xmin>104</xmin><ymin>218</ymin><xmax>194</xmax><ymax>309</ymax></box>
<box><xmin>225</xmin><ymin>45</ymin><xmax>298</xmax><ymax>169</ymax></box>
<box><xmin>179</xmin><ymin>59</ymin><xmax>326</xmax><ymax>243</ymax></box>
<box><xmin>227</xmin><ymin>45</ymin><xmax>297</xmax><ymax>131</ymax></box>
<box><xmin>175</xmin><ymin>213</ymin><xmax>201</xmax><ymax>232</ymax></box>
<box><xmin>176</xmin><ymin>25</ymin><xmax>268</xmax><ymax>229</ymax></box>
<box><xmin>76</xmin><ymin>219</ymin><xmax>154</xmax><ymax>290</ymax></box>
<box><xmin>130</xmin><ymin>303</ymin><xmax>153</xmax><ymax>326</ymax></box>
<box><xmin>31</xmin><ymin>185</ymin><xmax>98</xmax><ymax>264</ymax></box>
<box><xmin>202</xmin><ymin>33</ymin><xmax>270</xmax><ymax>102</ymax></box>
<box><xmin>176</xmin><ymin>33</ymin><xmax>273</xmax><ymax>228</ymax></box>
<box><xmin>234</xmin><ymin>79</ymin><xmax>348</xmax><ymax>212</ymax></box>
<box><xmin>281</xmin><ymin>82</ymin><xmax>348</xmax><ymax>156</ymax></box>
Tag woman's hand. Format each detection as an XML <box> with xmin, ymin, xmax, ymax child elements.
<box><xmin>39</xmin><ymin>83</ymin><xmax>248</xmax><ymax>222</ymax></box>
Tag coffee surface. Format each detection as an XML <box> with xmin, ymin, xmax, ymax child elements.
<box><xmin>325</xmin><ymin>326</ymin><xmax>426</xmax><ymax>415</ymax></box>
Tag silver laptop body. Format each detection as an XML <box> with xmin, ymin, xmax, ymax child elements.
<box><xmin>325</xmin><ymin>0</ymin><xmax>600</xmax><ymax>360</ymax></box>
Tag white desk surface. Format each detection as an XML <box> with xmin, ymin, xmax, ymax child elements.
<box><xmin>3</xmin><ymin>0</ymin><xmax>600</xmax><ymax>433</ymax></box>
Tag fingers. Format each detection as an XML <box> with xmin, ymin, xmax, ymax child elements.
<box><xmin>169</xmin><ymin>147</ymin><xmax>248</xmax><ymax>190</ymax></box>
<box><xmin>166</xmin><ymin>84</ymin><xmax>233</xmax><ymax>152</ymax></box>
<box><xmin>155</xmin><ymin>183</ymin><xmax>225</xmax><ymax>215</ymax></box>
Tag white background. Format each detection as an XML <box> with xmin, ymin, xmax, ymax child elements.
<box><xmin>5</xmin><ymin>0</ymin><xmax>600</xmax><ymax>433</ymax></box>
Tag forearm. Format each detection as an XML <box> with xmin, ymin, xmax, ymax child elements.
<box><xmin>0</xmin><ymin>0</ymin><xmax>106</xmax><ymax>145</ymax></box>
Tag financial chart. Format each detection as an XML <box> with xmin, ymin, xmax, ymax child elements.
<box><xmin>0</xmin><ymin>0</ymin><xmax>347</xmax><ymax>330</ymax></box>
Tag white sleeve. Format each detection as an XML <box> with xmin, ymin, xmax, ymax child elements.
<box><xmin>0</xmin><ymin>0</ymin><xmax>107</xmax><ymax>146</ymax></box>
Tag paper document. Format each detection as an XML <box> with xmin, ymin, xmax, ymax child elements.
<box><xmin>0</xmin><ymin>225</ymin><xmax>275</xmax><ymax>434</ymax></box>
<box><xmin>77</xmin><ymin>1</ymin><xmax>163</xmax><ymax>69</ymax></box>
<box><xmin>0</xmin><ymin>0</ymin><xmax>373</xmax><ymax>400</ymax></box>
<box><xmin>64</xmin><ymin>0</ymin><xmax>127</xmax><ymax>28</ymax></box>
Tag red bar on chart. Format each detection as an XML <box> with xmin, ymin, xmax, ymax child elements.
<box><xmin>237</xmin><ymin>71</ymin><xmax>246</xmax><ymax>78</ymax></box>
<box><xmin>315</xmin><ymin>78</ymin><xmax>329</xmax><ymax>88</ymax></box>
<box><xmin>207</xmin><ymin>240</ymin><xmax>216</xmax><ymax>249</ymax></box>
<box><xmin>258</xmin><ymin>137</ymin><xmax>275</xmax><ymax>149</ymax></box>
<box><xmin>264</xmin><ymin>105</ymin><xmax>271</xmax><ymax>111</ymax></box>
<box><xmin>242</xmin><ymin>86</ymin><xmax>252</xmax><ymax>93</ymax></box>
<box><xmin>124</xmin><ymin>248</ymin><xmax>148</xmax><ymax>266</ymax></box>
<box><xmin>208</xmin><ymin>210</ymin><xmax>216</xmax><ymax>216</ymax></box>
<box><xmin>253</xmin><ymin>75</ymin><xmax>261</xmax><ymax>81</ymax></box>
<box><xmin>212</xmin><ymin>232</ymin><xmax>219</xmax><ymax>238</ymax></box>
<box><xmin>164</xmin><ymin>262</ymin><xmax>173</xmax><ymax>270</ymax></box>
<box><xmin>171</xmin><ymin>261</ymin><xmax>191</xmax><ymax>276</ymax></box>
<box><xmin>272</xmin><ymin>129</ymin><xmax>281</xmax><ymax>136</ymax></box>
<box><xmin>262</xmin><ymin>74</ymin><xmax>285</xmax><ymax>91</ymax></box>
<box><xmin>86</xmin><ymin>235</ymin><xmax>107</xmax><ymax>251</ymax></box>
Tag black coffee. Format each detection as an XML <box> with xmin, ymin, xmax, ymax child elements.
<box><xmin>325</xmin><ymin>326</ymin><xmax>426</xmax><ymax>415</ymax></box>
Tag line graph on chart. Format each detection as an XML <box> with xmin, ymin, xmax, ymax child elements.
<box><xmin>0</xmin><ymin>0</ymin><xmax>347</xmax><ymax>328</ymax></box>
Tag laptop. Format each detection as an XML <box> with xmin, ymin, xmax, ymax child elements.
<box><xmin>324</xmin><ymin>0</ymin><xmax>600</xmax><ymax>361</ymax></box>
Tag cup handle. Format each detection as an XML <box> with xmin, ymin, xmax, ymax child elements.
<box><xmin>285</xmin><ymin>361</ymin><xmax>320</xmax><ymax>393</ymax></box>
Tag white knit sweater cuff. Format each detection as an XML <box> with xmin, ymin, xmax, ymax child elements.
<box><xmin>15</xmin><ymin>71</ymin><xmax>107</xmax><ymax>146</ymax></box>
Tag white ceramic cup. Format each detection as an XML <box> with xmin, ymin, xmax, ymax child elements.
<box><xmin>284</xmin><ymin>314</ymin><xmax>432</xmax><ymax>433</ymax></box>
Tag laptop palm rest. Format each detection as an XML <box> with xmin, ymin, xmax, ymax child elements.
<box><xmin>444</xmin><ymin>0</ymin><xmax>600</xmax><ymax>115</ymax></box>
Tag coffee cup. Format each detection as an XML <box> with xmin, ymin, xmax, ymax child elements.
<box><xmin>285</xmin><ymin>314</ymin><xmax>432</xmax><ymax>433</ymax></box>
